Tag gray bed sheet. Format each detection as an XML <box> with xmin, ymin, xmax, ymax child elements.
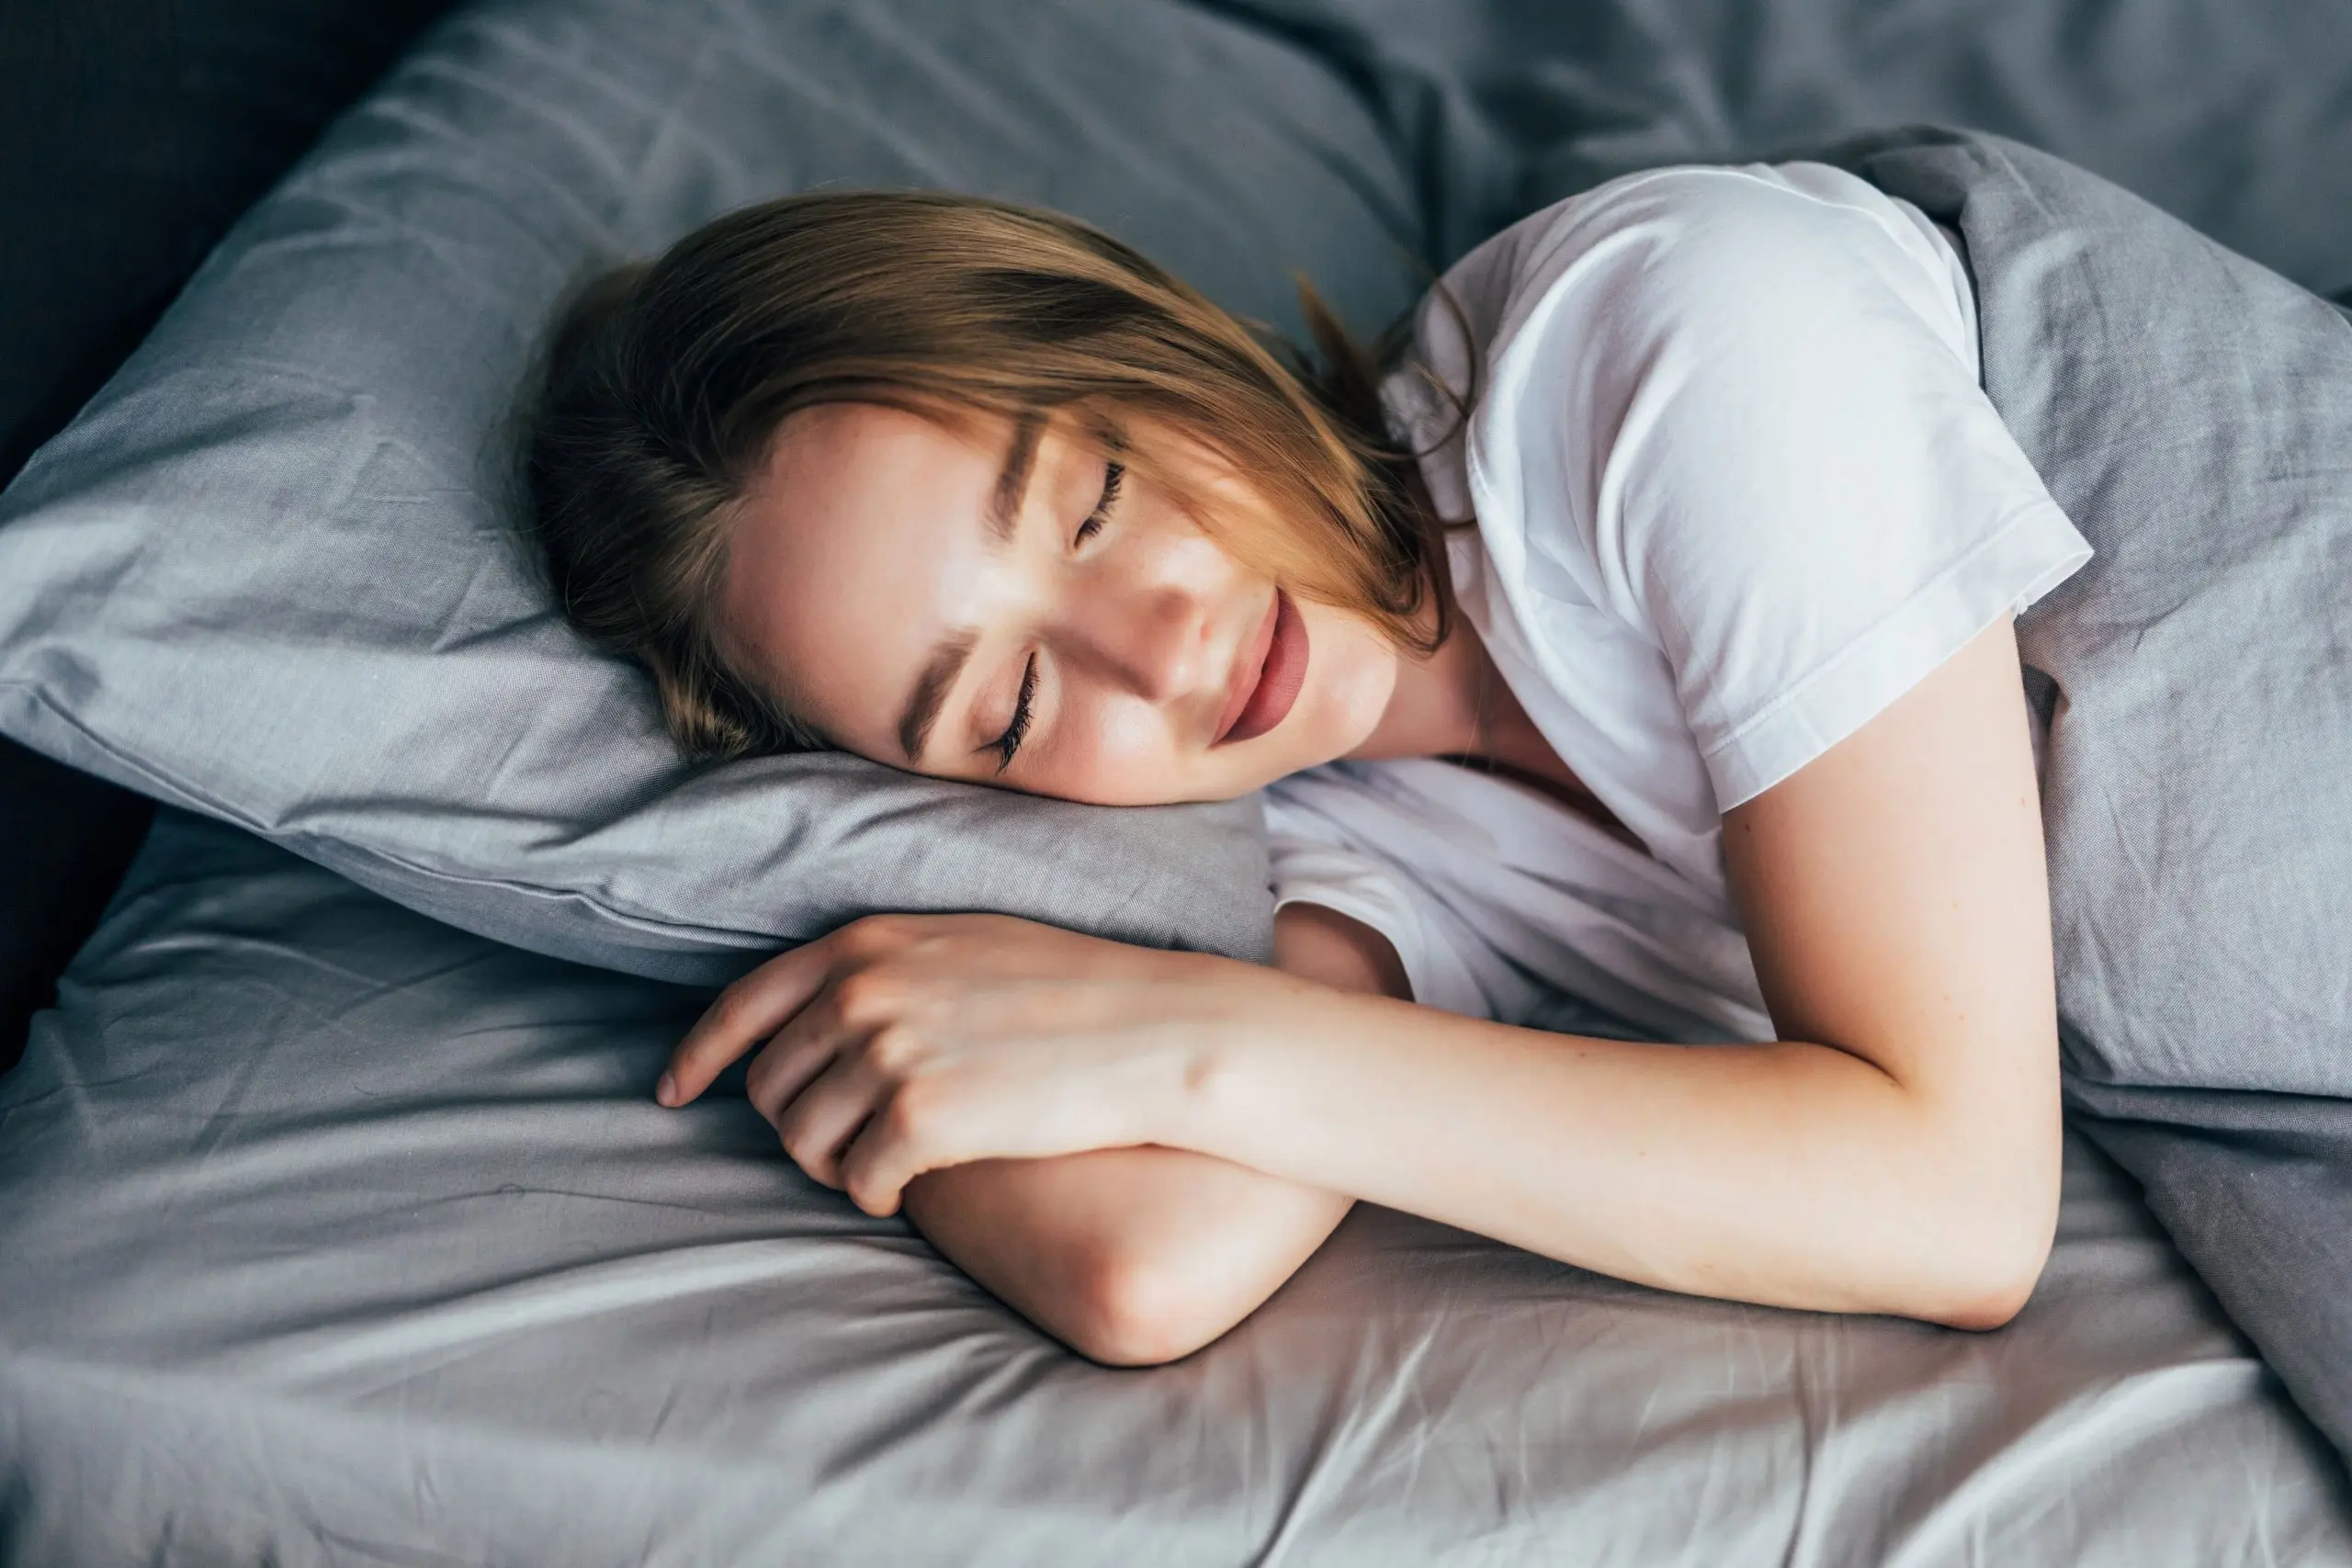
<box><xmin>4</xmin><ymin>809</ymin><xmax>2348</xmax><ymax>1564</ymax></box>
<box><xmin>10</xmin><ymin>1</ymin><xmax>2352</xmax><ymax>1560</ymax></box>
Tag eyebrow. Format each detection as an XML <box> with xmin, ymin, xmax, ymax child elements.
<box><xmin>896</xmin><ymin>415</ymin><xmax>1045</xmax><ymax>762</ymax></box>
<box><xmin>987</xmin><ymin>411</ymin><xmax>1046</xmax><ymax>543</ymax></box>
<box><xmin>897</xmin><ymin>627</ymin><xmax>978</xmax><ymax>763</ymax></box>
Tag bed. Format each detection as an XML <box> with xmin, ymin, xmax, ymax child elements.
<box><xmin>3</xmin><ymin>808</ymin><xmax>2346</xmax><ymax>1562</ymax></box>
<box><xmin>6</xmin><ymin>1</ymin><xmax>2352</xmax><ymax>1562</ymax></box>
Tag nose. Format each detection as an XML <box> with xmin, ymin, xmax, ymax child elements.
<box><xmin>1055</xmin><ymin>580</ymin><xmax>1215</xmax><ymax>705</ymax></box>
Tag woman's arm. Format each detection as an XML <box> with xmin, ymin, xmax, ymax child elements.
<box><xmin>880</xmin><ymin>905</ymin><xmax>1399</xmax><ymax>1365</ymax></box>
<box><xmin>667</xmin><ymin>619</ymin><xmax>2059</xmax><ymax>1328</ymax></box>
<box><xmin>1171</xmin><ymin>619</ymin><xmax>2063</xmax><ymax>1325</ymax></box>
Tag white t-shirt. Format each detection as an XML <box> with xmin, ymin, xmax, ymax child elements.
<box><xmin>1264</xmin><ymin>161</ymin><xmax>2092</xmax><ymax>1043</ymax></box>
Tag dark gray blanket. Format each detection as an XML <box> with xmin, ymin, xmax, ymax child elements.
<box><xmin>1822</xmin><ymin>126</ymin><xmax>2352</xmax><ymax>1466</ymax></box>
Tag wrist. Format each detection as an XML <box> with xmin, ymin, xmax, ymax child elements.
<box><xmin>1156</xmin><ymin>957</ymin><xmax>1319</xmax><ymax>1166</ymax></box>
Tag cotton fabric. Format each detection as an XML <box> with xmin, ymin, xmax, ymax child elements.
<box><xmin>5</xmin><ymin>807</ymin><xmax>2344</xmax><ymax>1565</ymax></box>
<box><xmin>1272</xmin><ymin>162</ymin><xmax>2089</xmax><ymax>1029</ymax></box>
<box><xmin>0</xmin><ymin>0</ymin><xmax>1451</xmax><ymax>983</ymax></box>
<box><xmin>1815</xmin><ymin>125</ymin><xmax>2352</xmax><ymax>1470</ymax></box>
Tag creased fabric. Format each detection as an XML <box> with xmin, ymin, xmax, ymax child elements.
<box><xmin>2</xmin><ymin>809</ymin><xmax>2346</xmax><ymax>1564</ymax></box>
<box><xmin>1818</xmin><ymin>124</ymin><xmax>2352</xmax><ymax>1467</ymax></box>
<box><xmin>0</xmin><ymin>0</ymin><xmax>1450</xmax><ymax>982</ymax></box>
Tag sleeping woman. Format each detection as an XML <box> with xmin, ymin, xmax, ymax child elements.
<box><xmin>525</xmin><ymin>164</ymin><xmax>2090</xmax><ymax>1366</ymax></box>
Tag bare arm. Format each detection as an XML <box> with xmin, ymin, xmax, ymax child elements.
<box><xmin>668</xmin><ymin>620</ymin><xmax>2060</xmax><ymax>1332</ymax></box>
<box><xmin>1170</xmin><ymin>619</ymin><xmax>2062</xmax><ymax>1325</ymax></box>
<box><xmin>899</xmin><ymin>903</ymin><xmax>1402</xmax><ymax>1364</ymax></box>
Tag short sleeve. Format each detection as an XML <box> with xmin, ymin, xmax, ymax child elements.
<box><xmin>1469</xmin><ymin>164</ymin><xmax>2091</xmax><ymax>809</ymax></box>
<box><xmin>1263</xmin><ymin>761</ymin><xmax>1782</xmax><ymax>1043</ymax></box>
<box><xmin>1264</xmin><ymin>802</ymin><xmax>1498</xmax><ymax>1021</ymax></box>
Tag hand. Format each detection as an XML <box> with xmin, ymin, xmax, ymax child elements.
<box><xmin>659</xmin><ymin>913</ymin><xmax>1289</xmax><ymax>1217</ymax></box>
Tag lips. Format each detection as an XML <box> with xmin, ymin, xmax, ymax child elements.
<box><xmin>1216</xmin><ymin>589</ymin><xmax>1308</xmax><ymax>746</ymax></box>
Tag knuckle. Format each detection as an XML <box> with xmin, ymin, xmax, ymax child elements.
<box><xmin>864</xmin><ymin>1022</ymin><xmax>921</xmax><ymax>1074</ymax></box>
<box><xmin>831</xmin><ymin>969</ymin><xmax>900</xmax><ymax>1027</ymax></box>
<box><xmin>741</xmin><ymin>1056</ymin><xmax>775</xmax><ymax>1113</ymax></box>
<box><xmin>746</xmin><ymin>1053</ymin><xmax>797</xmax><ymax>1122</ymax></box>
<box><xmin>844</xmin><ymin>1173</ymin><xmax>888</xmax><ymax>1217</ymax></box>
<box><xmin>881</xmin><ymin>1078</ymin><xmax>933</xmax><ymax>1141</ymax></box>
<box><xmin>844</xmin><ymin>913</ymin><xmax>912</xmax><ymax>953</ymax></box>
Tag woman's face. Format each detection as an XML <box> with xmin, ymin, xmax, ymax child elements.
<box><xmin>718</xmin><ymin>401</ymin><xmax>1401</xmax><ymax>805</ymax></box>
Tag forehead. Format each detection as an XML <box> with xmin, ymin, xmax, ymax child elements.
<box><xmin>718</xmin><ymin>400</ymin><xmax>1005</xmax><ymax>757</ymax></box>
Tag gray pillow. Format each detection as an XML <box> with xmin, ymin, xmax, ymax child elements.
<box><xmin>0</xmin><ymin>0</ymin><xmax>1434</xmax><ymax>982</ymax></box>
<box><xmin>1824</xmin><ymin>127</ymin><xmax>2352</xmax><ymax>1467</ymax></box>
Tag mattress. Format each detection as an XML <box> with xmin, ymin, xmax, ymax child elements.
<box><xmin>3</xmin><ymin>809</ymin><xmax>2346</xmax><ymax>1563</ymax></box>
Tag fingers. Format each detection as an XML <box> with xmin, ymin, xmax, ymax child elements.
<box><xmin>839</xmin><ymin>1079</ymin><xmax>956</xmax><ymax>1218</ymax></box>
<box><xmin>755</xmin><ymin>1011</ymin><xmax>934</xmax><ymax>1196</ymax></box>
<box><xmin>752</xmin><ymin>1014</ymin><xmax>954</xmax><ymax>1214</ymax></box>
<box><xmin>744</xmin><ymin>991</ymin><xmax>871</xmax><ymax>1169</ymax></box>
<box><xmin>741</xmin><ymin>1017</ymin><xmax>839</xmax><ymax>1126</ymax></box>
<box><xmin>661</xmin><ymin>935</ymin><xmax>847</xmax><ymax>1106</ymax></box>
<box><xmin>654</xmin><ymin>911</ymin><xmax>1033</xmax><ymax>1214</ymax></box>
<box><xmin>764</xmin><ymin>1049</ymin><xmax>882</xmax><ymax>1190</ymax></box>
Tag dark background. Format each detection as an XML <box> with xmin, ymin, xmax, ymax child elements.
<box><xmin>0</xmin><ymin>0</ymin><xmax>456</xmax><ymax>1069</ymax></box>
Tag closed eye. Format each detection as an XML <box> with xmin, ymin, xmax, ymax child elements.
<box><xmin>1076</xmin><ymin>459</ymin><xmax>1124</xmax><ymax>544</ymax></box>
<box><xmin>992</xmin><ymin>652</ymin><xmax>1038</xmax><ymax>773</ymax></box>
<box><xmin>994</xmin><ymin>456</ymin><xmax>1120</xmax><ymax>772</ymax></box>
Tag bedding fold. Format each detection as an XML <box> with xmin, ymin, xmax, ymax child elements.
<box><xmin>1821</xmin><ymin>123</ymin><xmax>2352</xmax><ymax>1469</ymax></box>
<box><xmin>3</xmin><ymin>808</ymin><xmax>2346</xmax><ymax>1564</ymax></box>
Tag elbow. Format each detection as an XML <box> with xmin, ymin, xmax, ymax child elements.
<box><xmin>1060</xmin><ymin>1246</ymin><xmax>1241</xmax><ymax>1369</ymax></box>
<box><xmin>1924</xmin><ymin>1254</ymin><xmax>2043</xmax><ymax>1332</ymax></box>
<box><xmin>1909</xmin><ymin>1186</ymin><xmax>2058</xmax><ymax>1332</ymax></box>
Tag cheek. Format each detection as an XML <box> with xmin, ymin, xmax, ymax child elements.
<box><xmin>1031</xmin><ymin>692</ymin><xmax>1187</xmax><ymax>806</ymax></box>
<box><xmin>1297</xmin><ymin>613</ymin><xmax>1397</xmax><ymax>755</ymax></box>
<box><xmin>1018</xmin><ymin>615</ymin><xmax>1398</xmax><ymax>806</ymax></box>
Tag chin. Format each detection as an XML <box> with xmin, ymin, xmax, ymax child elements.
<box><xmin>1301</xmin><ymin>624</ymin><xmax>1399</xmax><ymax>761</ymax></box>
<box><xmin>1220</xmin><ymin>672</ymin><xmax>1385</xmax><ymax>795</ymax></box>
<box><xmin>1184</xmin><ymin>608</ymin><xmax>1398</xmax><ymax>799</ymax></box>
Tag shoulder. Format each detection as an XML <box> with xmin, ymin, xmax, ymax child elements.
<box><xmin>1391</xmin><ymin>163</ymin><xmax>1971</xmax><ymax>484</ymax></box>
<box><xmin>1560</xmin><ymin>167</ymin><xmax>1961</xmax><ymax>355</ymax></box>
<box><xmin>1424</xmin><ymin>162</ymin><xmax>1962</xmax><ymax>374</ymax></box>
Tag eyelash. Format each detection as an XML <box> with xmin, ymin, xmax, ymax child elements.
<box><xmin>1076</xmin><ymin>460</ymin><xmax>1124</xmax><ymax>544</ymax></box>
<box><xmin>995</xmin><ymin>460</ymin><xmax>1123</xmax><ymax>771</ymax></box>
<box><xmin>994</xmin><ymin>655</ymin><xmax>1038</xmax><ymax>773</ymax></box>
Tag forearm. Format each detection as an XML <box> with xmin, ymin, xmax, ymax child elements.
<box><xmin>1169</xmin><ymin>985</ymin><xmax>2057</xmax><ymax>1326</ymax></box>
<box><xmin>903</xmin><ymin>1147</ymin><xmax>1350</xmax><ymax>1365</ymax></box>
<box><xmin>893</xmin><ymin>903</ymin><xmax>1390</xmax><ymax>1364</ymax></box>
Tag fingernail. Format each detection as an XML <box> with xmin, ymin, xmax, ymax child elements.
<box><xmin>655</xmin><ymin>1072</ymin><xmax>678</xmax><ymax>1107</ymax></box>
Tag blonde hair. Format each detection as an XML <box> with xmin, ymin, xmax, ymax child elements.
<box><xmin>525</xmin><ymin>188</ymin><xmax>1448</xmax><ymax>759</ymax></box>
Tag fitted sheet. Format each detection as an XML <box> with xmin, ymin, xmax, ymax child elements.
<box><xmin>3</xmin><ymin>809</ymin><xmax>2346</xmax><ymax>1564</ymax></box>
